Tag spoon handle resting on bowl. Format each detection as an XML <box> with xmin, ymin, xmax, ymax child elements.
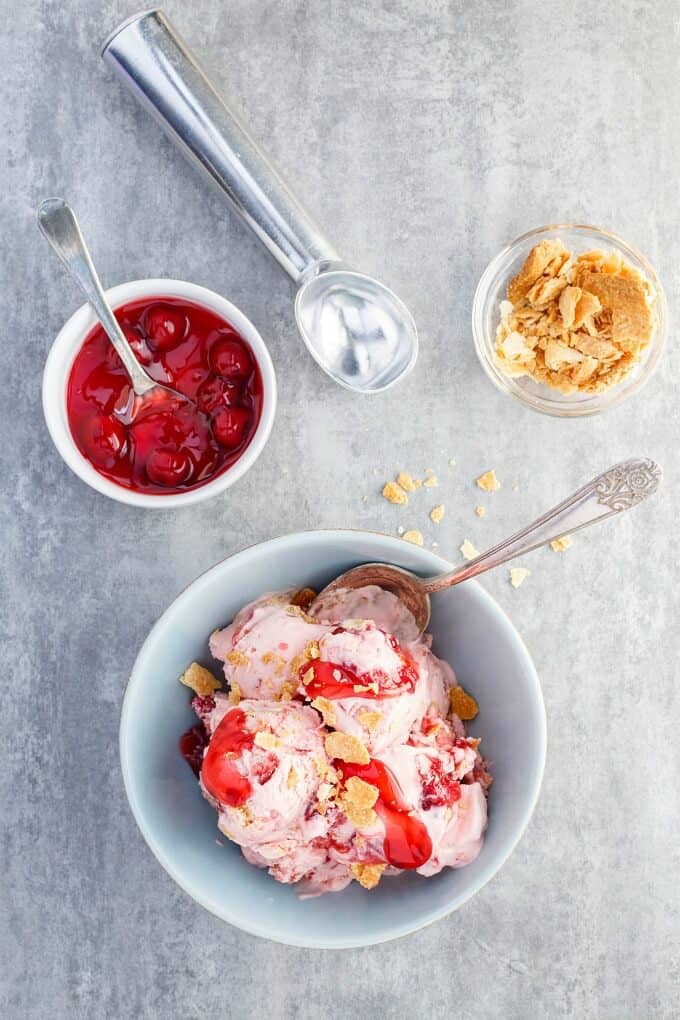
<box><xmin>422</xmin><ymin>458</ymin><xmax>662</xmax><ymax>593</ymax></box>
<box><xmin>102</xmin><ymin>10</ymin><xmax>340</xmax><ymax>284</ymax></box>
<box><xmin>37</xmin><ymin>198</ymin><xmax>156</xmax><ymax>398</ymax></box>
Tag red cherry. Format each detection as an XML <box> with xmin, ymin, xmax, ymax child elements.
<box><xmin>196</xmin><ymin>375</ymin><xmax>241</xmax><ymax>414</ymax></box>
<box><xmin>209</xmin><ymin>336</ymin><xmax>252</xmax><ymax>379</ymax></box>
<box><xmin>78</xmin><ymin>413</ymin><xmax>127</xmax><ymax>469</ymax></box>
<box><xmin>145</xmin><ymin>305</ymin><xmax>187</xmax><ymax>351</ymax></box>
<box><xmin>145</xmin><ymin>448</ymin><xmax>192</xmax><ymax>487</ymax></box>
<box><xmin>212</xmin><ymin>407</ymin><xmax>251</xmax><ymax>448</ymax></box>
<box><xmin>124</xmin><ymin>326</ymin><xmax>154</xmax><ymax>367</ymax></box>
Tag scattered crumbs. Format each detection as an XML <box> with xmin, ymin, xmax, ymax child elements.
<box><xmin>397</xmin><ymin>470</ymin><xmax>422</xmax><ymax>492</ymax></box>
<box><xmin>476</xmin><ymin>469</ymin><xmax>501</xmax><ymax>492</ymax></box>
<box><xmin>430</xmin><ymin>504</ymin><xmax>445</xmax><ymax>524</ymax></box>
<box><xmin>362</xmin><ymin>495</ymin><xmax>368</xmax><ymax>503</ymax></box>
<box><xmin>460</xmin><ymin>539</ymin><xmax>479</xmax><ymax>560</ymax></box>
<box><xmin>424</xmin><ymin>467</ymin><xmax>435</xmax><ymax>474</ymax></box>
<box><xmin>509</xmin><ymin>567</ymin><xmax>531</xmax><ymax>589</ymax></box>
<box><xmin>397</xmin><ymin>525</ymin><xmax>405</xmax><ymax>535</ymax></box>
<box><xmin>448</xmin><ymin>458</ymin><xmax>457</xmax><ymax>466</ymax></box>
<box><xmin>402</xmin><ymin>529</ymin><xmax>424</xmax><ymax>546</ymax></box>
<box><xmin>475</xmin><ymin>505</ymin><xmax>487</xmax><ymax>518</ymax></box>
<box><xmin>512</xmin><ymin>484</ymin><xmax>519</xmax><ymax>492</ymax></box>
<box><xmin>382</xmin><ymin>481</ymin><xmax>408</xmax><ymax>505</ymax></box>
<box><xmin>423</xmin><ymin>474</ymin><xmax>439</xmax><ymax>488</ymax></box>
<box><xmin>550</xmin><ymin>535</ymin><xmax>572</xmax><ymax>552</ymax></box>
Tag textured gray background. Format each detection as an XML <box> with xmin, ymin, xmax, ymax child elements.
<box><xmin>1</xmin><ymin>1</ymin><xmax>678</xmax><ymax>1017</ymax></box>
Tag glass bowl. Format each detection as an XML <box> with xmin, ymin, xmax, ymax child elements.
<box><xmin>472</xmin><ymin>224</ymin><xmax>667</xmax><ymax>417</ymax></box>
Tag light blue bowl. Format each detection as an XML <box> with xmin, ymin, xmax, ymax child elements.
<box><xmin>121</xmin><ymin>531</ymin><xmax>546</xmax><ymax>948</ymax></box>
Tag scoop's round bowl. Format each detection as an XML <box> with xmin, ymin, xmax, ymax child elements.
<box><xmin>295</xmin><ymin>270</ymin><xmax>418</xmax><ymax>393</ymax></box>
<box><xmin>120</xmin><ymin>531</ymin><xmax>546</xmax><ymax>947</ymax></box>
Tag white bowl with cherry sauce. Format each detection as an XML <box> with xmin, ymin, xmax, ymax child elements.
<box><xmin>42</xmin><ymin>279</ymin><xmax>277</xmax><ymax>508</ymax></box>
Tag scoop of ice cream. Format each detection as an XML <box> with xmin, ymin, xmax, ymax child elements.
<box><xmin>323</xmin><ymin>719</ymin><xmax>486</xmax><ymax>876</ymax></box>
<box><xmin>182</xmin><ymin>584</ymin><xmax>491</xmax><ymax>896</ymax></box>
<box><xmin>300</xmin><ymin>619</ymin><xmax>450</xmax><ymax>753</ymax></box>
<box><xmin>199</xmin><ymin>697</ymin><xmax>330</xmax><ymax>854</ymax></box>
<box><xmin>209</xmin><ymin>592</ymin><xmax>327</xmax><ymax>701</ymax></box>
<box><xmin>312</xmin><ymin>584</ymin><xmax>420</xmax><ymax>644</ymax></box>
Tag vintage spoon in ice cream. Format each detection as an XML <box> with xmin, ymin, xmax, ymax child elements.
<box><xmin>102</xmin><ymin>9</ymin><xmax>418</xmax><ymax>393</ymax></box>
<box><xmin>37</xmin><ymin>198</ymin><xmax>189</xmax><ymax>421</ymax></box>
<box><xmin>313</xmin><ymin>458</ymin><xmax>662</xmax><ymax>635</ymax></box>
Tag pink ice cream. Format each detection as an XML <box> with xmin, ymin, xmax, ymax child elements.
<box><xmin>182</xmin><ymin>584</ymin><xmax>491</xmax><ymax>895</ymax></box>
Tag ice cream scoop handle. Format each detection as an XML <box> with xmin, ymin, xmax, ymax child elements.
<box><xmin>422</xmin><ymin>458</ymin><xmax>663</xmax><ymax>591</ymax></box>
<box><xmin>102</xmin><ymin>9</ymin><xmax>339</xmax><ymax>283</ymax></box>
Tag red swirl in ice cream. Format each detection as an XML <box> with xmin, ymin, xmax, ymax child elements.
<box><xmin>180</xmin><ymin>584</ymin><xmax>491</xmax><ymax>895</ymax></box>
<box><xmin>334</xmin><ymin>757</ymin><xmax>433</xmax><ymax>869</ymax></box>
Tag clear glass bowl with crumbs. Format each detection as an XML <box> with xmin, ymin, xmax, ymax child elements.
<box><xmin>472</xmin><ymin>224</ymin><xmax>667</xmax><ymax>417</ymax></box>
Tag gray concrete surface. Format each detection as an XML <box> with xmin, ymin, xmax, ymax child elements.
<box><xmin>2</xmin><ymin>1</ymin><xmax>678</xmax><ymax>1017</ymax></box>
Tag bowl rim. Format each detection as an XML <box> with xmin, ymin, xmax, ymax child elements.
<box><xmin>472</xmin><ymin>222</ymin><xmax>668</xmax><ymax>418</ymax></box>
<box><xmin>41</xmin><ymin>278</ymin><xmax>277</xmax><ymax>508</ymax></box>
<box><xmin>119</xmin><ymin>529</ymin><xmax>548</xmax><ymax>948</ymax></box>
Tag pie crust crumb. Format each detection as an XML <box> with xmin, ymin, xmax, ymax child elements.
<box><xmin>450</xmin><ymin>684</ymin><xmax>479</xmax><ymax>721</ymax></box>
<box><xmin>430</xmin><ymin>504</ymin><xmax>445</xmax><ymax>524</ymax></box>
<box><xmin>350</xmin><ymin>862</ymin><xmax>386</xmax><ymax>889</ymax></box>
<box><xmin>459</xmin><ymin>539</ymin><xmax>479</xmax><ymax>560</ymax></box>
<box><xmin>179</xmin><ymin>662</ymin><xmax>221</xmax><ymax>695</ymax></box>
<box><xmin>476</xmin><ymin>469</ymin><xmax>501</xmax><ymax>492</ymax></box>
<box><xmin>402</xmin><ymin>529</ymin><xmax>424</xmax><ymax>546</ymax></box>
<box><xmin>325</xmin><ymin>731</ymin><xmax>371</xmax><ymax>765</ymax></box>
<box><xmin>550</xmin><ymin>535</ymin><xmax>572</xmax><ymax>552</ymax></box>
<box><xmin>254</xmin><ymin>731</ymin><xmax>279</xmax><ymax>750</ymax></box>
<box><xmin>509</xmin><ymin>567</ymin><xmax>531</xmax><ymax>588</ymax></box>
<box><xmin>396</xmin><ymin>471</ymin><xmax>422</xmax><ymax>492</ymax></box>
<box><xmin>382</xmin><ymin>481</ymin><xmax>408</xmax><ymax>505</ymax></box>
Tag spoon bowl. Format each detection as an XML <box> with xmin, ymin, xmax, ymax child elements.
<box><xmin>295</xmin><ymin>270</ymin><xmax>418</xmax><ymax>393</ymax></box>
<box><xmin>313</xmin><ymin>458</ymin><xmax>662</xmax><ymax>636</ymax></box>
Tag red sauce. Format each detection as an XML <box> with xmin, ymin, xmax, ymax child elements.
<box><xmin>336</xmin><ymin>758</ymin><xmax>432</xmax><ymax>869</ymax></box>
<box><xmin>200</xmin><ymin>707</ymin><xmax>254</xmax><ymax>806</ymax></box>
<box><xmin>301</xmin><ymin>633</ymin><xmax>418</xmax><ymax>701</ymax></box>
<box><xmin>66</xmin><ymin>297</ymin><xmax>263</xmax><ymax>494</ymax></box>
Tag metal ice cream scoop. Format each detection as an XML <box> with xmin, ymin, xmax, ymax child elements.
<box><xmin>102</xmin><ymin>9</ymin><xmax>418</xmax><ymax>393</ymax></box>
<box><xmin>312</xmin><ymin>458</ymin><xmax>663</xmax><ymax>635</ymax></box>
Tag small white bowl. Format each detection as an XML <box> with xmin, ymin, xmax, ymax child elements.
<box><xmin>42</xmin><ymin>279</ymin><xmax>277</xmax><ymax>508</ymax></box>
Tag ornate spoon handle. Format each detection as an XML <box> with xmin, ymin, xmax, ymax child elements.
<box><xmin>422</xmin><ymin>458</ymin><xmax>662</xmax><ymax>593</ymax></box>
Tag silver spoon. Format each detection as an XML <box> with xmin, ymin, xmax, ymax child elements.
<box><xmin>37</xmin><ymin>198</ymin><xmax>189</xmax><ymax>420</ymax></box>
<box><xmin>102</xmin><ymin>9</ymin><xmax>418</xmax><ymax>393</ymax></box>
<box><xmin>312</xmin><ymin>458</ymin><xmax>663</xmax><ymax>635</ymax></box>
